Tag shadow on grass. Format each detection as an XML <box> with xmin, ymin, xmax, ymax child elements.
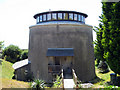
<box><xmin>88</xmin><ymin>76</ymin><xmax>105</xmax><ymax>84</ymax></box>
<box><xmin>106</xmin><ymin>76</ymin><xmax>120</xmax><ymax>86</ymax></box>
<box><xmin>98</xmin><ymin>69</ymin><xmax>110</xmax><ymax>74</ymax></box>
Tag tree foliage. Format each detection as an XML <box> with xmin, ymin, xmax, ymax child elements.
<box><xmin>2</xmin><ymin>45</ymin><xmax>22</xmax><ymax>63</ymax></box>
<box><xmin>0</xmin><ymin>41</ymin><xmax>4</xmax><ymax>50</ymax></box>
<box><xmin>95</xmin><ymin>2</ymin><xmax>120</xmax><ymax>74</ymax></box>
<box><xmin>20</xmin><ymin>49</ymin><xmax>28</xmax><ymax>60</ymax></box>
<box><xmin>0</xmin><ymin>41</ymin><xmax>4</xmax><ymax>58</ymax></box>
<box><xmin>94</xmin><ymin>21</ymin><xmax>105</xmax><ymax>66</ymax></box>
<box><xmin>102</xmin><ymin>2</ymin><xmax>120</xmax><ymax>74</ymax></box>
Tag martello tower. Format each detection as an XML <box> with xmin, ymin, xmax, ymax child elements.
<box><xmin>28</xmin><ymin>11</ymin><xmax>96</xmax><ymax>82</ymax></box>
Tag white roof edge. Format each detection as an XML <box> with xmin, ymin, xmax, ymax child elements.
<box><xmin>12</xmin><ymin>59</ymin><xmax>30</xmax><ymax>70</ymax></box>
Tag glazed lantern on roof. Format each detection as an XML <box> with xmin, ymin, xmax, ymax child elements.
<box><xmin>34</xmin><ymin>11</ymin><xmax>87</xmax><ymax>24</ymax></box>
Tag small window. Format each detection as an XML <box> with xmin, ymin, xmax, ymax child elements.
<box><xmin>43</xmin><ymin>14</ymin><xmax>46</xmax><ymax>21</ymax></box>
<box><xmin>52</xmin><ymin>13</ymin><xmax>57</xmax><ymax>20</ymax></box>
<box><xmin>81</xmin><ymin>15</ymin><xmax>84</xmax><ymax>22</ymax></box>
<box><xmin>24</xmin><ymin>70</ymin><xmax>28</xmax><ymax>75</ymax></box>
<box><xmin>63</xmin><ymin>13</ymin><xmax>68</xmax><ymax>20</ymax></box>
<box><xmin>47</xmin><ymin>13</ymin><xmax>51</xmax><ymax>20</ymax></box>
<box><xmin>83</xmin><ymin>16</ymin><xmax>85</xmax><ymax>22</ymax></box>
<box><xmin>78</xmin><ymin>15</ymin><xmax>81</xmax><ymax>21</ymax></box>
<box><xmin>69</xmin><ymin>13</ymin><xmax>73</xmax><ymax>20</ymax></box>
<box><xmin>37</xmin><ymin>16</ymin><xmax>39</xmax><ymax>23</ymax></box>
<box><xmin>54</xmin><ymin>57</ymin><xmax>60</xmax><ymax>65</ymax></box>
<box><xmin>40</xmin><ymin>15</ymin><xmax>42</xmax><ymax>22</ymax></box>
<box><xmin>74</xmin><ymin>14</ymin><xmax>77</xmax><ymax>21</ymax></box>
<box><xmin>58</xmin><ymin>13</ymin><xmax>62</xmax><ymax>20</ymax></box>
<box><xmin>48</xmin><ymin>66</ymin><xmax>52</xmax><ymax>73</ymax></box>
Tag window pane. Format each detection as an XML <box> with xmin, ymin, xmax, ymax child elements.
<box><xmin>69</xmin><ymin>13</ymin><xmax>73</xmax><ymax>20</ymax></box>
<box><xmin>78</xmin><ymin>15</ymin><xmax>81</xmax><ymax>21</ymax></box>
<box><xmin>83</xmin><ymin>16</ymin><xmax>85</xmax><ymax>22</ymax></box>
<box><xmin>40</xmin><ymin>15</ymin><xmax>42</xmax><ymax>22</ymax></box>
<box><xmin>81</xmin><ymin>15</ymin><xmax>84</xmax><ymax>22</ymax></box>
<box><xmin>58</xmin><ymin>13</ymin><xmax>62</xmax><ymax>20</ymax></box>
<box><xmin>74</xmin><ymin>14</ymin><xmax>77</xmax><ymax>21</ymax></box>
<box><xmin>55</xmin><ymin>57</ymin><xmax>60</xmax><ymax>65</ymax></box>
<box><xmin>37</xmin><ymin>16</ymin><xmax>39</xmax><ymax>23</ymax></box>
<box><xmin>47</xmin><ymin>13</ymin><xmax>51</xmax><ymax>20</ymax></box>
<box><xmin>43</xmin><ymin>14</ymin><xmax>46</xmax><ymax>21</ymax></box>
<box><xmin>52</xmin><ymin>13</ymin><xmax>57</xmax><ymax>20</ymax></box>
<box><xmin>63</xmin><ymin>13</ymin><xmax>68</xmax><ymax>20</ymax></box>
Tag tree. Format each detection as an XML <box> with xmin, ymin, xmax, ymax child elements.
<box><xmin>0</xmin><ymin>41</ymin><xmax>4</xmax><ymax>50</ymax></box>
<box><xmin>2</xmin><ymin>45</ymin><xmax>22</xmax><ymax>63</ymax></box>
<box><xmin>0</xmin><ymin>41</ymin><xmax>4</xmax><ymax>58</ymax></box>
<box><xmin>20</xmin><ymin>49</ymin><xmax>28</xmax><ymax>60</ymax></box>
<box><xmin>101</xmin><ymin>2</ymin><xmax>120</xmax><ymax>74</ymax></box>
<box><xmin>94</xmin><ymin>18</ymin><xmax>109</xmax><ymax>73</ymax></box>
<box><xmin>94</xmin><ymin>21</ymin><xmax>104</xmax><ymax>66</ymax></box>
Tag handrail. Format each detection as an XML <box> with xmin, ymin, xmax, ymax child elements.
<box><xmin>57</xmin><ymin>69</ymin><xmax>64</xmax><ymax>89</ymax></box>
<box><xmin>72</xmin><ymin>69</ymin><xmax>78</xmax><ymax>86</ymax></box>
<box><xmin>61</xmin><ymin>69</ymin><xmax>64</xmax><ymax>88</ymax></box>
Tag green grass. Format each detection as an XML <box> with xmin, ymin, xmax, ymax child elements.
<box><xmin>1</xmin><ymin>78</ymin><xmax>30</xmax><ymax>88</ymax></box>
<box><xmin>0</xmin><ymin>59</ymin><xmax>14</xmax><ymax>79</ymax></box>
<box><xmin>0</xmin><ymin>59</ymin><xmax>30</xmax><ymax>88</ymax></box>
<box><xmin>92</xmin><ymin>62</ymin><xmax>114</xmax><ymax>88</ymax></box>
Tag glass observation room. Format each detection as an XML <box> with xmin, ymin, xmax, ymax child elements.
<box><xmin>34</xmin><ymin>11</ymin><xmax>88</xmax><ymax>24</ymax></box>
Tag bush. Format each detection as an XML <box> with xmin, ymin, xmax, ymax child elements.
<box><xmin>20</xmin><ymin>50</ymin><xmax>28</xmax><ymax>60</ymax></box>
<box><xmin>2</xmin><ymin>45</ymin><xmax>22</xmax><ymax>63</ymax></box>
<box><xmin>30</xmin><ymin>79</ymin><xmax>46</xmax><ymax>89</ymax></box>
<box><xmin>53</xmin><ymin>75</ymin><xmax>63</xmax><ymax>88</ymax></box>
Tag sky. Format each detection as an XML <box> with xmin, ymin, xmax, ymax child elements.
<box><xmin>0</xmin><ymin>0</ymin><xmax>102</xmax><ymax>49</ymax></box>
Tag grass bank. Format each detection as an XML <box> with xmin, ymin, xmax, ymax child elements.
<box><xmin>0</xmin><ymin>59</ymin><xmax>14</xmax><ymax>79</ymax></box>
<box><xmin>0</xmin><ymin>59</ymin><xmax>30</xmax><ymax>88</ymax></box>
<box><xmin>92</xmin><ymin>64</ymin><xmax>114</xmax><ymax>88</ymax></box>
<box><xmin>1</xmin><ymin>78</ymin><xmax>29</xmax><ymax>88</ymax></box>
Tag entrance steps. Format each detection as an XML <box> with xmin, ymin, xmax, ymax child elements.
<box><xmin>64</xmin><ymin>79</ymin><xmax>75</xmax><ymax>89</ymax></box>
<box><xmin>63</xmin><ymin>72</ymin><xmax>75</xmax><ymax>89</ymax></box>
<box><xmin>59</xmin><ymin>69</ymin><xmax>77</xmax><ymax>89</ymax></box>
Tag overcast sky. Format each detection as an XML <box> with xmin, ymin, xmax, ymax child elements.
<box><xmin>0</xmin><ymin>0</ymin><xmax>102</xmax><ymax>49</ymax></box>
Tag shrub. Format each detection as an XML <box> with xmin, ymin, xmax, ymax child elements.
<box><xmin>53</xmin><ymin>75</ymin><xmax>63</xmax><ymax>88</ymax></box>
<box><xmin>30</xmin><ymin>79</ymin><xmax>46</xmax><ymax>89</ymax></box>
<box><xmin>20</xmin><ymin>50</ymin><xmax>28</xmax><ymax>60</ymax></box>
<box><xmin>2</xmin><ymin>45</ymin><xmax>22</xmax><ymax>63</ymax></box>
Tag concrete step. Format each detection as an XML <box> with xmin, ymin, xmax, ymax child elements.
<box><xmin>64</xmin><ymin>79</ymin><xmax>75</xmax><ymax>89</ymax></box>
